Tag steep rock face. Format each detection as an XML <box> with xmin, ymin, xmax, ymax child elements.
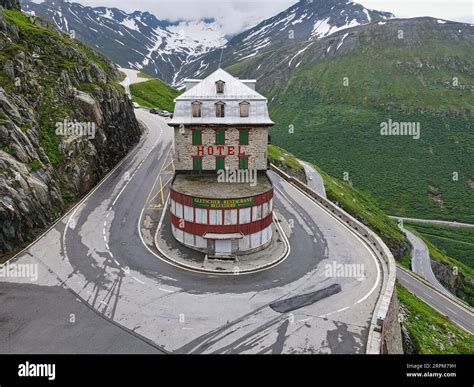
<box><xmin>0</xmin><ymin>8</ymin><xmax>141</xmax><ymax>254</ymax></box>
<box><xmin>431</xmin><ymin>260</ymin><xmax>474</xmax><ymax>306</ymax></box>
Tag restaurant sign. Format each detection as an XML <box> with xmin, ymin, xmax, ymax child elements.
<box><xmin>192</xmin><ymin>197</ymin><xmax>254</xmax><ymax>209</ymax></box>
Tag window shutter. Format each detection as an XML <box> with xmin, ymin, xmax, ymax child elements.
<box><xmin>239</xmin><ymin>129</ymin><xmax>249</xmax><ymax>145</ymax></box>
<box><xmin>193</xmin><ymin>157</ymin><xmax>202</xmax><ymax>171</ymax></box>
<box><xmin>240</xmin><ymin>102</ymin><xmax>249</xmax><ymax>117</ymax></box>
<box><xmin>239</xmin><ymin>157</ymin><xmax>248</xmax><ymax>170</ymax></box>
<box><xmin>216</xmin><ymin>130</ymin><xmax>225</xmax><ymax>145</ymax></box>
<box><xmin>216</xmin><ymin>157</ymin><xmax>225</xmax><ymax>171</ymax></box>
<box><xmin>192</xmin><ymin>130</ymin><xmax>202</xmax><ymax>145</ymax></box>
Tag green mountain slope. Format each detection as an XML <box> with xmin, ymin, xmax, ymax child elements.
<box><xmin>406</xmin><ymin>222</ymin><xmax>474</xmax><ymax>269</ymax></box>
<box><xmin>268</xmin><ymin>144</ymin><xmax>409</xmax><ymax>259</ymax></box>
<box><xmin>228</xmin><ymin>17</ymin><xmax>474</xmax><ymax>223</ymax></box>
<box><xmin>267</xmin><ymin>144</ymin><xmax>471</xmax><ymax>352</ymax></box>
<box><xmin>130</xmin><ymin>77</ymin><xmax>180</xmax><ymax>112</ymax></box>
<box><xmin>397</xmin><ymin>282</ymin><xmax>474</xmax><ymax>354</ymax></box>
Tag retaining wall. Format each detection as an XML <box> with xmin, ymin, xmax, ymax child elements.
<box><xmin>270</xmin><ymin>164</ymin><xmax>403</xmax><ymax>354</ymax></box>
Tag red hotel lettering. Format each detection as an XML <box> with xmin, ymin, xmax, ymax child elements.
<box><xmin>196</xmin><ymin>146</ymin><xmax>204</xmax><ymax>156</ymax></box>
<box><xmin>193</xmin><ymin>145</ymin><xmax>247</xmax><ymax>156</ymax></box>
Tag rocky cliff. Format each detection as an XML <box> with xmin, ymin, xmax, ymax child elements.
<box><xmin>0</xmin><ymin>7</ymin><xmax>141</xmax><ymax>255</ymax></box>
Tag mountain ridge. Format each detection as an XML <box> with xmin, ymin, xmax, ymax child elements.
<box><xmin>223</xmin><ymin>16</ymin><xmax>474</xmax><ymax>222</ymax></box>
<box><xmin>21</xmin><ymin>0</ymin><xmax>227</xmax><ymax>84</ymax></box>
<box><xmin>20</xmin><ymin>0</ymin><xmax>396</xmax><ymax>85</ymax></box>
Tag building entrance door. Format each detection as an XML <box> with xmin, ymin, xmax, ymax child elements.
<box><xmin>215</xmin><ymin>240</ymin><xmax>232</xmax><ymax>256</ymax></box>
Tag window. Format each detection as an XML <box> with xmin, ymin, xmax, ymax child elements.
<box><xmin>175</xmin><ymin>203</ymin><xmax>183</xmax><ymax>219</ymax></box>
<box><xmin>192</xmin><ymin>130</ymin><xmax>202</xmax><ymax>145</ymax></box>
<box><xmin>215</xmin><ymin>102</ymin><xmax>225</xmax><ymax>118</ymax></box>
<box><xmin>192</xmin><ymin>101</ymin><xmax>202</xmax><ymax>117</ymax></box>
<box><xmin>224</xmin><ymin>209</ymin><xmax>238</xmax><ymax>225</ymax></box>
<box><xmin>239</xmin><ymin>129</ymin><xmax>249</xmax><ymax>145</ymax></box>
<box><xmin>216</xmin><ymin>80</ymin><xmax>225</xmax><ymax>94</ymax></box>
<box><xmin>252</xmin><ymin>205</ymin><xmax>262</xmax><ymax>221</ymax></box>
<box><xmin>240</xmin><ymin>101</ymin><xmax>250</xmax><ymax>117</ymax></box>
<box><xmin>239</xmin><ymin>207</ymin><xmax>251</xmax><ymax>224</ymax></box>
<box><xmin>216</xmin><ymin>156</ymin><xmax>225</xmax><ymax>171</ymax></box>
<box><xmin>195</xmin><ymin>208</ymin><xmax>208</xmax><ymax>224</ymax></box>
<box><xmin>239</xmin><ymin>156</ymin><xmax>248</xmax><ymax>170</ymax></box>
<box><xmin>184</xmin><ymin>205</ymin><xmax>194</xmax><ymax>222</ymax></box>
<box><xmin>193</xmin><ymin>156</ymin><xmax>202</xmax><ymax>172</ymax></box>
<box><xmin>215</xmin><ymin>130</ymin><xmax>225</xmax><ymax>145</ymax></box>
<box><xmin>209</xmin><ymin>209</ymin><xmax>222</xmax><ymax>225</ymax></box>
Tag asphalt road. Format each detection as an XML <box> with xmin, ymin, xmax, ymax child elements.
<box><xmin>390</xmin><ymin>216</ymin><xmax>474</xmax><ymax>228</ymax></box>
<box><xmin>402</xmin><ymin>227</ymin><xmax>451</xmax><ymax>297</ymax></box>
<box><xmin>397</xmin><ymin>267</ymin><xmax>474</xmax><ymax>334</ymax></box>
<box><xmin>0</xmin><ymin>112</ymin><xmax>383</xmax><ymax>354</ymax></box>
<box><xmin>298</xmin><ymin>161</ymin><xmax>474</xmax><ymax>334</ymax></box>
<box><xmin>298</xmin><ymin>159</ymin><xmax>327</xmax><ymax>198</ymax></box>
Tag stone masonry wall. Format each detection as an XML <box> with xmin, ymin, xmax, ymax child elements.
<box><xmin>174</xmin><ymin>126</ymin><xmax>268</xmax><ymax>171</ymax></box>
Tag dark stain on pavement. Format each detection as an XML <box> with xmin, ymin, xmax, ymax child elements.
<box><xmin>269</xmin><ymin>283</ymin><xmax>342</xmax><ymax>313</ymax></box>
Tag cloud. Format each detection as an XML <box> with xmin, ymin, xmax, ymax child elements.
<box><xmin>358</xmin><ymin>0</ymin><xmax>473</xmax><ymax>24</ymax></box>
<box><xmin>65</xmin><ymin>0</ymin><xmax>474</xmax><ymax>34</ymax></box>
<box><xmin>74</xmin><ymin>0</ymin><xmax>298</xmax><ymax>35</ymax></box>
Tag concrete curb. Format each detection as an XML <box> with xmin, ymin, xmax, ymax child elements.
<box><xmin>269</xmin><ymin>164</ymin><xmax>399</xmax><ymax>354</ymax></box>
<box><xmin>152</xmin><ymin>198</ymin><xmax>291</xmax><ymax>276</ymax></box>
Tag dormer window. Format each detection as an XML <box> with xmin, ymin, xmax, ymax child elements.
<box><xmin>215</xmin><ymin>80</ymin><xmax>225</xmax><ymax>94</ymax></box>
<box><xmin>239</xmin><ymin>101</ymin><xmax>250</xmax><ymax>117</ymax></box>
<box><xmin>192</xmin><ymin>101</ymin><xmax>202</xmax><ymax>117</ymax></box>
<box><xmin>215</xmin><ymin>101</ymin><xmax>225</xmax><ymax>118</ymax></box>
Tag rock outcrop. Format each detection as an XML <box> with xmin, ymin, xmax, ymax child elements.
<box><xmin>0</xmin><ymin>8</ymin><xmax>141</xmax><ymax>254</ymax></box>
<box><xmin>431</xmin><ymin>259</ymin><xmax>474</xmax><ymax>307</ymax></box>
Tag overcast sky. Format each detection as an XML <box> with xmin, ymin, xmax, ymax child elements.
<box><xmin>59</xmin><ymin>0</ymin><xmax>474</xmax><ymax>34</ymax></box>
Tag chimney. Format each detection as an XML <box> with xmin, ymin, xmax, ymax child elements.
<box><xmin>241</xmin><ymin>80</ymin><xmax>256</xmax><ymax>91</ymax></box>
<box><xmin>184</xmin><ymin>79</ymin><xmax>200</xmax><ymax>91</ymax></box>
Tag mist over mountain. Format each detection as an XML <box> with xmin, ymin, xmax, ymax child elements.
<box><xmin>21</xmin><ymin>0</ymin><xmax>394</xmax><ymax>85</ymax></box>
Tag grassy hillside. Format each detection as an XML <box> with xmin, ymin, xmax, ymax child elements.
<box><xmin>267</xmin><ymin>144</ymin><xmax>470</xmax><ymax>352</ymax></box>
<box><xmin>406</xmin><ymin>223</ymin><xmax>474</xmax><ymax>270</ymax></box>
<box><xmin>405</xmin><ymin>225</ymin><xmax>474</xmax><ymax>306</ymax></box>
<box><xmin>229</xmin><ymin>19</ymin><xmax>474</xmax><ymax>223</ymax></box>
<box><xmin>397</xmin><ymin>282</ymin><xmax>474</xmax><ymax>354</ymax></box>
<box><xmin>130</xmin><ymin>78</ymin><xmax>180</xmax><ymax>112</ymax></box>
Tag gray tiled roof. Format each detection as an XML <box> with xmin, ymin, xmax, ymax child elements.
<box><xmin>169</xmin><ymin>68</ymin><xmax>274</xmax><ymax>126</ymax></box>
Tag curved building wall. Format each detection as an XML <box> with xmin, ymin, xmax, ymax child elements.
<box><xmin>169</xmin><ymin>188</ymin><xmax>274</xmax><ymax>255</ymax></box>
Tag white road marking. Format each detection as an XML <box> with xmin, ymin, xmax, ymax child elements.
<box><xmin>133</xmin><ymin>276</ymin><xmax>145</xmax><ymax>284</ymax></box>
<box><xmin>158</xmin><ymin>287</ymin><xmax>174</xmax><ymax>293</ymax></box>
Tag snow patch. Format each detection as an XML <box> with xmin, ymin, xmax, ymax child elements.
<box><xmin>121</xmin><ymin>18</ymin><xmax>140</xmax><ymax>31</ymax></box>
<box><xmin>288</xmin><ymin>42</ymin><xmax>314</xmax><ymax>67</ymax></box>
<box><xmin>336</xmin><ymin>33</ymin><xmax>349</xmax><ymax>50</ymax></box>
<box><xmin>363</xmin><ymin>9</ymin><xmax>371</xmax><ymax>22</ymax></box>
